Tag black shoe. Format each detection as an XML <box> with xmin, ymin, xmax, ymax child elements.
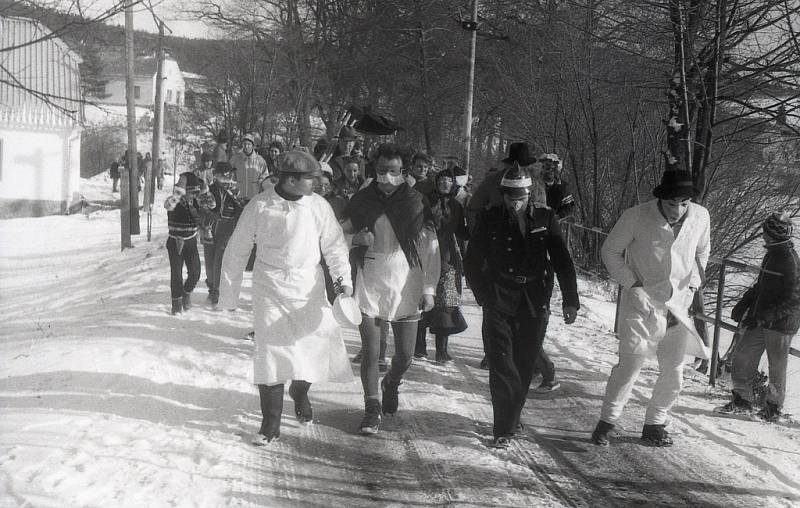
<box><xmin>413</xmin><ymin>352</ymin><xmax>427</xmax><ymax>359</ymax></box>
<box><xmin>359</xmin><ymin>399</ymin><xmax>382</xmax><ymax>434</ymax></box>
<box><xmin>182</xmin><ymin>292</ymin><xmax>192</xmax><ymax>311</ymax></box>
<box><xmin>171</xmin><ymin>297</ymin><xmax>183</xmax><ymax>315</ymax></box>
<box><xmin>381</xmin><ymin>376</ymin><xmax>401</xmax><ymax>415</ymax></box>
<box><xmin>288</xmin><ymin>381</ymin><xmax>313</xmax><ymax>424</ymax></box>
<box><xmin>641</xmin><ymin>424</ymin><xmax>673</xmax><ymax>447</ymax></box>
<box><xmin>256</xmin><ymin>384</ymin><xmax>284</xmax><ymax>444</ymax></box>
<box><xmin>715</xmin><ymin>391</ymin><xmax>754</xmax><ymax>415</ymax></box>
<box><xmin>489</xmin><ymin>436</ymin><xmax>511</xmax><ymax>449</ymax></box>
<box><xmin>591</xmin><ymin>420</ymin><xmax>615</xmax><ymax>446</ymax></box>
<box><xmin>756</xmin><ymin>402</ymin><xmax>782</xmax><ymax>422</ymax></box>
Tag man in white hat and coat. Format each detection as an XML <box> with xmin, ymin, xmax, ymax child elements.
<box><xmin>593</xmin><ymin>169</ymin><xmax>711</xmax><ymax>447</ymax></box>
<box><xmin>219</xmin><ymin>150</ymin><xmax>354</xmax><ymax>445</ymax></box>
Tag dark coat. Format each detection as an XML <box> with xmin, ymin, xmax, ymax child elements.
<box><xmin>732</xmin><ymin>241</ymin><xmax>800</xmax><ymax>334</ymax></box>
<box><xmin>464</xmin><ymin>203</ymin><xmax>580</xmax><ymax>317</ymax></box>
<box><xmin>545</xmin><ymin>181</ymin><xmax>575</xmax><ymax>219</ymax></box>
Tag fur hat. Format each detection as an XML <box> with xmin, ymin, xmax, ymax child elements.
<box><xmin>653</xmin><ymin>170</ymin><xmax>695</xmax><ymax>200</ymax></box>
<box><xmin>502</xmin><ymin>142</ymin><xmax>536</xmax><ymax>166</ymax></box>
<box><xmin>279</xmin><ymin>150</ymin><xmax>322</xmax><ymax>176</ymax></box>
<box><xmin>500</xmin><ymin>163</ymin><xmax>532</xmax><ymax>199</ymax></box>
<box><xmin>763</xmin><ymin>211</ymin><xmax>793</xmax><ymax>241</ymax></box>
<box><xmin>177</xmin><ymin>172</ymin><xmax>201</xmax><ymax>191</ymax></box>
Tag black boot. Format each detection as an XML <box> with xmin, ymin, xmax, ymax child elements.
<box><xmin>182</xmin><ymin>292</ymin><xmax>192</xmax><ymax>311</ymax></box>
<box><xmin>435</xmin><ymin>334</ymin><xmax>453</xmax><ymax>363</ymax></box>
<box><xmin>381</xmin><ymin>376</ymin><xmax>401</xmax><ymax>415</ymax></box>
<box><xmin>171</xmin><ymin>297</ymin><xmax>183</xmax><ymax>315</ymax></box>
<box><xmin>359</xmin><ymin>398</ymin><xmax>382</xmax><ymax>434</ymax></box>
<box><xmin>253</xmin><ymin>384</ymin><xmax>284</xmax><ymax>445</ymax></box>
<box><xmin>591</xmin><ymin>420</ymin><xmax>615</xmax><ymax>446</ymax></box>
<box><xmin>288</xmin><ymin>380</ymin><xmax>313</xmax><ymax>423</ymax></box>
<box><xmin>641</xmin><ymin>424</ymin><xmax>673</xmax><ymax>447</ymax></box>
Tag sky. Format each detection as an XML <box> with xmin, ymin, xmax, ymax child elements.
<box><xmin>67</xmin><ymin>0</ymin><xmax>218</xmax><ymax>39</ymax></box>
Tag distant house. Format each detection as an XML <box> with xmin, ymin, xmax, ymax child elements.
<box><xmin>94</xmin><ymin>50</ymin><xmax>185</xmax><ymax>109</ymax></box>
<box><xmin>0</xmin><ymin>16</ymin><xmax>83</xmax><ymax>218</ymax></box>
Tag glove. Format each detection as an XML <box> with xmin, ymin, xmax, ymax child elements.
<box><xmin>164</xmin><ymin>194</ymin><xmax>180</xmax><ymax>210</ymax></box>
<box><xmin>352</xmin><ymin>228</ymin><xmax>374</xmax><ymax>247</ymax></box>
<box><xmin>420</xmin><ymin>294</ymin><xmax>435</xmax><ymax>312</ymax></box>
<box><xmin>563</xmin><ymin>306</ymin><xmax>578</xmax><ymax>324</ymax></box>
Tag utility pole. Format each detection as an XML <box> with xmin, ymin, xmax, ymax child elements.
<box><xmin>148</xmin><ymin>20</ymin><xmax>165</xmax><ymax>242</ymax></box>
<box><xmin>462</xmin><ymin>0</ymin><xmax>479</xmax><ymax>175</ymax></box>
<box><xmin>125</xmin><ymin>0</ymin><xmax>140</xmax><ymax>236</ymax></box>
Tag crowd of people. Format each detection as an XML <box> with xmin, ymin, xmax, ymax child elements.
<box><xmin>153</xmin><ymin>126</ymin><xmax>799</xmax><ymax>451</ymax></box>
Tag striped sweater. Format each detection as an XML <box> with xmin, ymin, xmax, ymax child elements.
<box><xmin>165</xmin><ymin>193</ymin><xmax>216</xmax><ymax>239</ymax></box>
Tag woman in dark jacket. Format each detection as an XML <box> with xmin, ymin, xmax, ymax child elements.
<box><xmin>415</xmin><ymin>168</ymin><xmax>470</xmax><ymax>362</ymax></box>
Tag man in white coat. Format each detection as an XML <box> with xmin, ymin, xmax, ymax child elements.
<box><xmin>593</xmin><ymin>169</ymin><xmax>711</xmax><ymax>447</ymax></box>
<box><xmin>219</xmin><ymin>150</ymin><xmax>354</xmax><ymax>445</ymax></box>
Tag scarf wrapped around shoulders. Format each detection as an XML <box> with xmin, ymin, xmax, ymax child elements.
<box><xmin>346</xmin><ymin>180</ymin><xmax>430</xmax><ymax>268</ymax></box>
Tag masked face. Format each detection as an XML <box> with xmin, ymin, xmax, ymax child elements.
<box><xmin>503</xmin><ymin>193</ymin><xmax>529</xmax><ymax>213</ymax></box>
<box><xmin>437</xmin><ymin>175</ymin><xmax>454</xmax><ymax>194</ymax></box>
<box><xmin>375</xmin><ymin>156</ymin><xmax>405</xmax><ymax>187</ymax></box>
<box><xmin>659</xmin><ymin>197</ymin><xmax>691</xmax><ymax>224</ymax></box>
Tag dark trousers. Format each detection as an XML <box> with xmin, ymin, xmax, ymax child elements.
<box><xmin>533</xmin><ymin>349</ymin><xmax>555</xmax><ymax>384</ymax></box>
<box><xmin>202</xmin><ymin>219</ymin><xmax>235</xmax><ymax>300</ymax></box>
<box><xmin>483</xmin><ymin>305</ymin><xmax>549</xmax><ymax>438</ymax></box>
<box><xmin>166</xmin><ymin>236</ymin><xmax>201</xmax><ymax>299</ymax></box>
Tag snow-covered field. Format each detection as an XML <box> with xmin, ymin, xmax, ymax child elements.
<box><xmin>1</xmin><ymin>175</ymin><xmax>800</xmax><ymax>507</ymax></box>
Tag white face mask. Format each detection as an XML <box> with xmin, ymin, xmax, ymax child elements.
<box><xmin>377</xmin><ymin>172</ymin><xmax>405</xmax><ymax>186</ymax></box>
<box><xmin>455</xmin><ymin>175</ymin><xmax>468</xmax><ymax>187</ymax></box>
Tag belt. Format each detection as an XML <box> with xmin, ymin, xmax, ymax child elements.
<box><xmin>497</xmin><ymin>271</ymin><xmax>535</xmax><ymax>284</ymax></box>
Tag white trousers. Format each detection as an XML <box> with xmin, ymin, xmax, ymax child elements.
<box><xmin>600</xmin><ymin>322</ymin><xmax>690</xmax><ymax>426</ymax></box>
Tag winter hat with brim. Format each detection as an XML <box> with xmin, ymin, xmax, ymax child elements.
<box><xmin>500</xmin><ymin>163</ymin><xmax>532</xmax><ymax>199</ymax></box>
<box><xmin>178</xmin><ymin>172</ymin><xmax>201</xmax><ymax>191</ymax></box>
<box><xmin>213</xmin><ymin>161</ymin><xmax>236</xmax><ymax>174</ymax></box>
<box><xmin>653</xmin><ymin>170</ymin><xmax>695</xmax><ymax>200</ymax></box>
<box><xmin>763</xmin><ymin>211</ymin><xmax>793</xmax><ymax>241</ymax></box>
<box><xmin>279</xmin><ymin>150</ymin><xmax>322</xmax><ymax>176</ymax></box>
<box><xmin>502</xmin><ymin>142</ymin><xmax>536</xmax><ymax>166</ymax></box>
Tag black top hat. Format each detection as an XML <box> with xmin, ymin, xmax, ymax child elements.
<box><xmin>652</xmin><ymin>170</ymin><xmax>695</xmax><ymax>200</ymax></box>
<box><xmin>502</xmin><ymin>142</ymin><xmax>536</xmax><ymax>166</ymax></box>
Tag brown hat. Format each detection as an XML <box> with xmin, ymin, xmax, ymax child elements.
<box><xmin>279</xmin><ymin>150</ymin><xmax>322</xmax><ymax>176</ymax></box>
<box><xmin>653</xmin><ymin>170</ymin><xmax>695</xmax><ymax>200</ymax></box>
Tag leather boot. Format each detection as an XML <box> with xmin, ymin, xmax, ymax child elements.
<box><xmin>254</xmin><ymin>384</ymin><xmax>284</xmax><ymax>444</ymax></box>
<box><xmin>171</xmin><ymin>298</ymin><xmax>183</xmax><ymax>315</ymax></box>
<box><xmin>182</xmin><ymin>292</ymin><xmax>192</xmax><ymax>311</ymax></box>
<box><xmin>288</xmin><ymin>380</ymin><xmax>313</xmax><ymax>423</ymax></box>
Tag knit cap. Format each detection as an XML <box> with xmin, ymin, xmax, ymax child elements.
<box><xmin>763</xmin><ymin>211</ymin><xmax>793</xmax><ymax>241</ymax></box>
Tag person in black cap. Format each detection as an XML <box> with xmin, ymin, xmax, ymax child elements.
<box><xmin>464</xmin><ymin>163</ymin><xmax>579</xmax><ymax>449</ymax></box>
<box><xmin>164</xmin><ymin>172</ymin><xmax>216</xmax><ymax>315</ymax></box>
<box><xmin>201</xmin><ymin>161</ymin><xmax>243</xmax><ymax>308</ymax></box>
<box><xmin>593</xmin><ymin>169</ymin><xmax>711</xmax><ymax>447</ymax></box>
<box><xmin>717</xmin><ymin>211</ymin><xmax>799</xmax><ymax>422</ymax></box>
<box><xmin>219</xmin><ymin>150</ymin><xmax>354</xmax><ymax>445</ymax></box>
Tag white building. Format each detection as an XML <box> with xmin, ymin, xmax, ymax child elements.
<box><xmin>0</xmin><ymin>16</ymin><xmax>83</xmax><ymax>218</ymax></box>
<box><xmin>95</xmin><ymin>51</ymin><xmax>186</xmax><ymax>109</ymax></box>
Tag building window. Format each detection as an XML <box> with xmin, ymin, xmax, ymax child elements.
<box><xmin>166</xmin><ymin>89</ymin><xmax>173</xmax><ymax>102</ymax></box>
<box><xmin>134</xmin><ymin>86</ymin><xmax>141</xmax><ymax>99</ymax></box>
<box><xmin>176</xmin><ymin>91</ymin><xmax>182</xmax><ymax>106</ymax></box>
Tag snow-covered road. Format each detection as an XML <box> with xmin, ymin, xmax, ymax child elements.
<box><xmin>1</xmin><ymin>177</ymin><xmax>799</xmax><ymax>507</ymax></box>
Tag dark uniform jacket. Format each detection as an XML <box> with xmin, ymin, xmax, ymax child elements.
<box><xmin>732</xmin><ymin>241</ymin><xmax>800</xmax><ymax>335</ymax></box>
<box><xmin>464</xmin><ymin>203</ymin><xmax>580</xmax><ymax>317</ymax></box>
<box><xmin>545</xmin><ymin>181</ymin><xmax>575</xmax><ymax>219</ymax></box>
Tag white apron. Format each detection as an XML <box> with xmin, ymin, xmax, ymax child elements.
<box><xmin>219</xmin><ymin>187</ymin><xmax>354</xmax><ymax>385</ymax></box>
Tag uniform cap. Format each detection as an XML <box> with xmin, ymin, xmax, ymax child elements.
<box><xmin>279</xmin><ymin>150</ymin><xmax>322</xmax><ymax>176</ymax></box>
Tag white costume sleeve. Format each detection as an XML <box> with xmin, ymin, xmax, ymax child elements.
<box><xmin>219</xmin><ymin>199</ymin><xmax>258</xmax><ymax>309</ymax></box>
<box><xmin>601</xmin><ymin>208</ymin><xmax>639</xmax><ymax>289</ymax></box>
<box><xmin>419</xmin><ymin>225</ymin><xmax>441</xmax><ymax>296</ymax></box>
<box><xmin>692</xmin><ymin>207</ymin><xmax>711</xmax><ymax>288</ymax></box>
<box><xmin>317</xmin><ymin>199</ymin><xmax>353</xmax><ymax>289</ymax></box>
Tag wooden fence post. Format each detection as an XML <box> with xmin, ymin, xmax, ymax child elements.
<box><xmin>709</xmin><ymin>262</ymin><xmax>727</xmax><ymax>386</ymax></box>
